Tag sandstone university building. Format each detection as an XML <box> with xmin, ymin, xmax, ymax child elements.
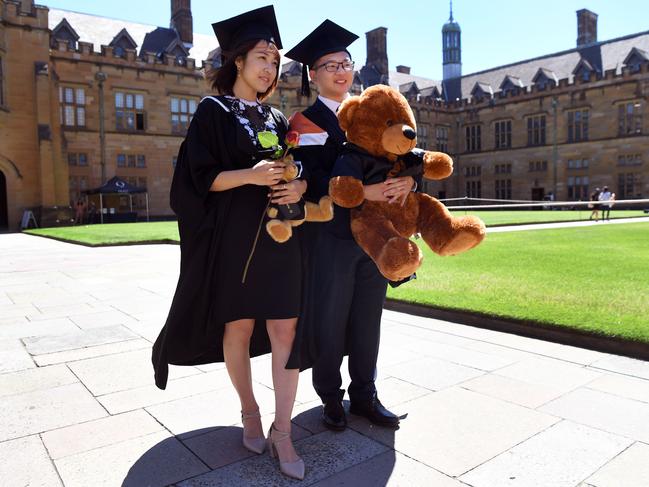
<box><xmin>1</xmin><ymin>0</ymin><xmax>648</xmax><ymax>230</ymax></box>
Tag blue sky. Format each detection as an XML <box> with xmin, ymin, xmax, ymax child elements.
<box><xmin>46</xmin><ymin>0</ymin><xmax>648</xmax><ymax>80</ymax></box>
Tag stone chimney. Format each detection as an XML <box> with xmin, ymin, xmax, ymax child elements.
<box><xmin>396</xmin><ymin>65</ymin><xmax>411</xmax><ymax>74</ymax></box>
<box><xmin>577</xmin><ymin>9</ymin><xmax>598</xmax><ymax>46</ymax></box>
<box><xmin>20</xmin><ymin>0</ymin><xmax>33</xmax><ymax>14</ymax></box>
<box><xmin>171</xmin><ymin>0</ymin><xmax>193</xmax><ymax>47</ymax></box>
<box><xmin>366</xmin><ymin>27</ymin><xmax>389</xmax><ymax>81</ymax></box>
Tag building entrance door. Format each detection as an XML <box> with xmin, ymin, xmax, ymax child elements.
<box><xmin>531</xmin><ymin>187</ymin><xmax>545</xmax><ymax>201</ymax></box>
<box><xmin>531</xmin><ymin>187</ymin><xmax>545</xmax><ymax>211</ymax></box>
<box><xmin>0</xmin><ymin>171</ymin><xmax>7</xmax><ymax>231</ymax></box>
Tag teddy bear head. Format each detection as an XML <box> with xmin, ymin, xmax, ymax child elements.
<box><xmin>338</xmin><ymin>85</ymin><xmax>418</xmax><ymax>161</ymax></box>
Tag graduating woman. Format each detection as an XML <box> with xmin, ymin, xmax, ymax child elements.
<box><xmin>152</xmin><ymin>6</ymin><xmax>308</xmax><ymax>480</ymax></box>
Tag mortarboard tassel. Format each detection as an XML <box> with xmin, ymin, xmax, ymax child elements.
<box><xmin>300</xmin><ymin>63</ymin><xmax>311</xmax><ymax>98</ymax></box>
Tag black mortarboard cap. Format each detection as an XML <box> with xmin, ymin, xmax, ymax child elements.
<box><xmin>284</xmin><ymin>19</ymin><xmax>359</xmax><ymax>97</ymax></box>
<box><xmin>212</xmin><ymin>5</ymin><xmax>283</xmax><ymax>54</ymax></box>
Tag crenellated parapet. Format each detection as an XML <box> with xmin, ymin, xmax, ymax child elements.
<box><xmin>423</xmin><ymin>60</ymin><xmax>649</xmax><ymax>112</ymax></box>
<box><xmin>3</xmin><ymin>0</ymin><xmax>48</xmax><ymax>28</ymax></box>
<box><xmin>49</xmin><ymin>37</ymin><xmax>202</xmax><ymax>77</ymax></box>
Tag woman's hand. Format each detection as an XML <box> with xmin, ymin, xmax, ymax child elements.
<box><xmin>249</xmin><ymin>160</ymin><xmax>286</xmax><ymax>186</ymax></box>
<box><xmin>363</xmin><ymin>183</ymin><xmax>389</xmax><ymax>202</ymax></box>
<box><xmin>384</xmin><ymin>176</ymin><xmax>415</xmax><ymax>205</ymax></box>
<box><xmin>270</xmin><ymin>180</ymin><xmax>307</xmax><ymax>205</ymax></box>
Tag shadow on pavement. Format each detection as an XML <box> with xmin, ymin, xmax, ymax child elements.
<box><xmin>122</xmin><ymin>405</ymin><xmax>398</xmax><ymax>486</ymax></box>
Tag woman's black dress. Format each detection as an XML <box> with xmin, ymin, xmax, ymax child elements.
<box><xmin>152</xmin><ymin>95</ymin><xmax>314</xmax><ymax>389</ymax></box>
<box><xmin>214</xmin><ymin>96</ymin><xmax>301</xmax><ymax>321</ymax></box>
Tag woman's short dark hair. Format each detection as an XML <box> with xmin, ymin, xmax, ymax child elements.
<box><xmin>206</xmin><ymin>39</ymin><xmax>280</xmax><ymax>102</ymax></box>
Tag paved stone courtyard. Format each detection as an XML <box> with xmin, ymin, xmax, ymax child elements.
<box><xmin>1</xmin><ymin>232</ymin><xmax>649</xmax><ymax>486</ymax></box>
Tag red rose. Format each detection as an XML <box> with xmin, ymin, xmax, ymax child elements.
<box><xmin>285</xmin><ymin>131</ymin><xmax>300</xmax><ymax>148</ymax></box>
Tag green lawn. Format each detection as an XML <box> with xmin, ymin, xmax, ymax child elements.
<box><xmin>23</xmin><ymin>210</ymin><xmax>647</xmax><ymax>246</ymax></box>
<box><xmin>25</xmin><ymin>222</ymin><xmax>179</xmax><ymax>245</ymax></box>
<box><xmin>388</xmin><ymin>222</ymin><xmax>649</xmax><ymax>342</ymax></box>
<box><xmin>449</xmin><ymin>209</ymin><xmax>646</xmax><ymax>226</ymax></box>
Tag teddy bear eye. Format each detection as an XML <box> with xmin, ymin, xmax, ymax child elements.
<box><xmin>386</xmin><ymin>120</ymin><xmax>394</xmax><ymax>127</ymax></box>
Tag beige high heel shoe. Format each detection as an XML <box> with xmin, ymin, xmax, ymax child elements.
<box><xmin>267</xmin><ymin>423</ymin><xmax>305</xmax><ymax>480</ymax></box>
<box><xmin>241</xmin><ymin>409</ymin><xmax>265</xmax><ymax>454</ymax></box>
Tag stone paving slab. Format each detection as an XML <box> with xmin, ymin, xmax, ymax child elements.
<box><xmin>381</xmin><ymin>325</ymin><xmax>519</xmax><ymax>372</ymax></box>
<box><xmin>98</xmin><ymin>368</ymin><xmax>233</xmax><ymax>415</ymax></box>
<box><xmin>26</xmin><ymin>302</ymin><xmax>115</xmax><ymax>321</ymax></box>
<box><xmin>490</xmin><ymin>357</ymin><xmax>602</xmax><ymax>393</ymax></box>
<box><xmin>461</xmin><ymin>372</ymin><xmax>573</xmax><ymax>409</ymax></box>
<box><xmin>0</xmin><ymin>382</ymin><xmax>107</xmax><ymax>440</ymax></box>
<box><xmin>585</xmin><ymin>373</ymin><xmax>649</xmax><ymax>404</ymax></box>
<box><xmin>0</xmin><ymin>317</ymin><xmax>80</xmax><ymax>340</ymax></box>
<box><xmin>32</xmin><ymin>337</ymin><xmax>151</xmax><ymax>366</ymax></box>
<box><xmin>349</xmin><ymin>387</ymin><xmax>560</xmax><ymax>477</ymax></box>
<box><xmin>382</xmin><ymin>355</ymin><xmax>485</xmax><ymax>390</ymax></box>
<box><xmin>182</xmin><ymin>421</ymin><xmax>311</xmax><ymax>470</ymax></box>
<box><xmin>0</xmin><ymin>435</ymin><xmax>63</xmax><ymax>487</ymax></box>
<box><xmin>0</xmin><ymin>337</ymin><xmax>35</xmax><ymax>373</ymax></box>
<box><xmin>540</xmin><ymin>387</ymin><xmax>649</xmax><ymax>443</ymax></box>
<box><xmin>589</xmin><ymin>355</ymin><xmax>649</xmax><ymax>381</ymax></box>
<box><xmin>311</xmin><ymin>449</ymin><xmax>467</xmax><ymax>487</ymax></box>
<box><xmin>66</xmin><ymin>348</ymin><xmax>200</xmax><ymax>396</ymax></box>
<box><xmin>584</xmin><ymin>441</ymin><xmax>649</xmax><ymax>487</ymax></box>
<box><xmin>177</xmin><ymin>429</ymin><xmax>389</xmax><ymax>487</ymax></box>
<box><xmin>55</xmin><ymin>430</ymin><xmax>209</xmax><ymax>487</ymax></box>
<box><xmin>145</xmin><ymin>385</ymin><xmax>277</xmax><ymax>439</ymax></box>
<box><xmin>459</xmin><ymin>420</ymin><xmax>632</xmax><ymax>487</ymax></box>
<box><xmin>22</xmin><ymin>324</ymin><xmax>139</xmax><ymax>355</ymax></box>
<box><xmin>68</xmin><ymin>309</ymin><xmax>139</xmax><ymax>329</ymax></box>
<box><xmin>0</xmin><ymin>363</ymin><xmax>77</xmax><ymax>398</ymax></box>
<box><xmin>41</xmin><ymin>409</ymin><xmax>165</xmax><ymax>460</ymax></box>
<box><xmin>383</xmin><ymin>311</ymin><xmax>607</xmax><ymax>366</ymax></box>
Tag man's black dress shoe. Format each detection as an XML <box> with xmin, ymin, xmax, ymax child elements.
<box><xmin>322</xmin><ymin>399</ymin><xmax>347</xmax><ymax>431</ymax></box>
<box><xmin>349</xmin><ymin>395</ymin><xmax>400</xmax><ymax>427</ymax></box>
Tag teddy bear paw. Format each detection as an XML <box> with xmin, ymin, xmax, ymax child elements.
<box><xmin>377</xmin><ymin>236</ymin><xmax>423</xmax><ymax>281</ymax></box>
<box><xmin>266</xmin><ymin>219</ymin><xmax>293</xmax><ymax>243</ymax></box>
<box><xmin>438</xmin><ymin>217</ymin><xmax>486</xmax><ymax>256</ymax></box>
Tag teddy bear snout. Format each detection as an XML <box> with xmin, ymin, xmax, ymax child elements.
<box><xmin>381</xmin><ymin>123</ymin><xmax>418</xmax><ymax>155</ymax></box>
<box><xmin>403</xmin><ymin>126</ymin><xmax>416</xmax><ymax>140</ymax></box>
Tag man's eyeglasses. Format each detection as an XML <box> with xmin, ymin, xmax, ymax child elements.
<box><xmin>315</xmin><ymin>61</ymin><xmax>355</xmax><ymax>72</ymax></box>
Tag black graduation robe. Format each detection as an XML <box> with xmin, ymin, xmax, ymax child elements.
<box><xmin>152</xmin><ymin>97</ymin><xmax>316</xmax><ymax>390</ymax></box>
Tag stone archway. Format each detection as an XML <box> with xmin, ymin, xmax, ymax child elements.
<box><xmin>0</xmin><ymin>170</ymin><xmax>8</xmax><ymax>231</ymax></box>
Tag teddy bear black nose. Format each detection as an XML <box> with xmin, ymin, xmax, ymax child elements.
<box><xmin>402</xmin><ymin>126</ymin><xmax>416</xmax><ymax>140</ymax></box>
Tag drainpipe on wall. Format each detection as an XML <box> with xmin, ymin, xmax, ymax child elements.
<box><xmin>95</xmin><ymin>71</ymin><xmax>107</xmax><ymax>184</ymax></box>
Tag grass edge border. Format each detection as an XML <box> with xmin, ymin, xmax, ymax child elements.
<box><xmin>22</xmin><ymin>231</ymin><xmax>179</xmax><ymax>247</ymax></box>
<box><xmin>384</xmin><ymin>298</ymin><xmax>649</xmax><ymax>361</ymax></box>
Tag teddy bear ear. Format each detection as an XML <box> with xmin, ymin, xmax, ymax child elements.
<box><xmin>337</xmin><ymin>97</ymin><xmax>361</xmax><ymax>132</ymax></box>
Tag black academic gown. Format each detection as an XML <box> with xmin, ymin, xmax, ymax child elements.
<box><xmin>290</xmin><ymin>99</ymin><xmax>424</xmax><ymax>403</ymax></box>
<box><xmin>152</xmin><ymin>97</ymin><xmax>316</xmax><ymax>390</ymax></box>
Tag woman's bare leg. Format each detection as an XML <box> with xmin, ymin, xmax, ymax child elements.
<box><xmin>223</xmin><ymin>319</ymin><xmax>262</xmax><ymax>438</ymax></box>
<box><xmin>267</xmin><ymin>318</ymin><xmax>300</xmax><ymax>461</ymax></box>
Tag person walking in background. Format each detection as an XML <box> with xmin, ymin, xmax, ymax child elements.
<box><xmin>74</xmin><ymin>198</ymin><xmax>86</xmax><ymax>225</ymax></box>
<box><xmin>589</xmin><ymin>187</ymin><xmax>601</xmax><ymax>221</ymax></box>
<box><xmin>599</xmin><ymin>186</ymin><xmax>613</xmax><ymax>221</ymax></box>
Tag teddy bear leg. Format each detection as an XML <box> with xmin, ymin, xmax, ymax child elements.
<box><xmin>351</xmin><ymin>217</ymin><xmax>422</xmax><ymax>281</ymax></box>
<box><xmin>304</xmin><ymin>196</ymin><xmax>334</xmax><ymax>222</ymax></box>
<box><xmin>416</xmin><ymin>194</ymin><xmax>486</xmax><ymax>256</ymax></box>
<box><xmin>266</xmin><ymin>219</ymin><xmax>293</xmax><ymax>243</ymax></box>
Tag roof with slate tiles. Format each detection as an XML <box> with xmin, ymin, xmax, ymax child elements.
<box><xmin>48</xmin><ymin>8</ymin><xmax>216</xmax><ymax>63</ymax></box>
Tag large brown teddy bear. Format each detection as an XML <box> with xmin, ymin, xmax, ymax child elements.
<box><xmin>329</xmin><ymin>85</ymin><xmax>486</xmax><ymax>281</ymax></box>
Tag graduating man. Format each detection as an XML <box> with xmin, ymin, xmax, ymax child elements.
<box><xmin>286</xmin><ymin>20</ymin><xmax>416</xmax><ymax>431</ymax></box>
